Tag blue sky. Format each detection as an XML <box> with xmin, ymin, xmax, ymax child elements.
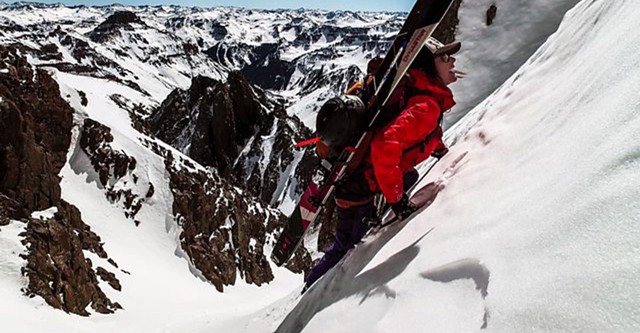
<box><xmin>30</xmin><ymin>0</ymin><xmax>415</xmax><ymax>12</ymax></box>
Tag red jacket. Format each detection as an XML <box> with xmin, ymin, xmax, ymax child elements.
<box><xmin>366</xmin><ymin>69</ymin><xmax>455</xmax><ymax>203</ymax></box>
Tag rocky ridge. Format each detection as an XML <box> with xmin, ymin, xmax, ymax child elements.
<box><xmin>0</xmin><ymin>45</ymin><xmax>121</xmax><ymax>315</ymax></box>
<box><xmin>148</xmin><ymin>70</ymin><xmax>317</xmax><ymax>207</ymax></box>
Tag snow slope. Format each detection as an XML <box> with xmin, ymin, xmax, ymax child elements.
<box><xmin>446</xmin><ymin>0</ymin><xmax>582</xmax><ymax>128</ymax></box>
<box><xmin>266</xmin><ymin>1</ymin><xmax>640</xmax><ymax>332</ymax></box>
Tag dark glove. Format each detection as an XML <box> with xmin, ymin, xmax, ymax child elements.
<box><xmin>390</xmin><ymin>194</ymin><xmax>417</xmax><ymax>221</ymax></box>
<box><xmin>431</xmin><ymin>146</ymin><xmax>449</xmax><ymax>159</ymax></box>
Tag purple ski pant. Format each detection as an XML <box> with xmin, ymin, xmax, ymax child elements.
<box><xmin>305</xmin><ymin>169</ymin><xmax>419</xmax><ymax>288</ymax></box>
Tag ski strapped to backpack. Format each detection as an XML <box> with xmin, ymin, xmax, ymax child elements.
<box><xmin>271</xmin><ymin>0</ymin><xmax>455</xmax><ymax>267</ymax></box>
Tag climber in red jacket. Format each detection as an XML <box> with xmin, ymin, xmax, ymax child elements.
<box><xmin>368</xmin><ymin>41</ymin><xmax>458</xmax><ymax>217</ymax></box>
<box><xmin>305</xmin><ymin>39</ymin><xmax>461</xmax><ymax>291</ymax></box>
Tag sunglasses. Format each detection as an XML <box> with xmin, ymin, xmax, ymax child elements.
<box><xmin>439</xmin><ymin>54</ymin><xmax>454</xmax><ymax>63</ymax></box>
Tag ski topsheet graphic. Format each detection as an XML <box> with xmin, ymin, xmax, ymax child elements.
<box><xmin>271</xmin><ymin>0</ymin><xmax>455</xmax><ymax>267</ymax></box>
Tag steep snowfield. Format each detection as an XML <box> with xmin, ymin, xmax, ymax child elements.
<box><xmin>446</xmin><ymin>0</ymin><xmax>582</xmax><ymax>128</ymax></box>
<box><xmin>277</xmin><ymin>1</ymin><xmax>640</xmax><ymax>332</ymax></box>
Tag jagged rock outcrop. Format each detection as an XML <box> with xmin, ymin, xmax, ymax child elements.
<box><xmin>80</xmin><ymin>119</ymin><xmax>137</xmax><ymax>186</ymax></box>
<box><xmin>148</xmin><ymin>74</ymin><xmax>237</xmax><ymax>171</ymax></box>
<box><xmin>0</xmin><ymin>45</ymin><xmax>73</xmax><ymax>219</ymax></box>
<box><xmin>79</xmin><ymin>118</ymin><xmax>150</xmax><ymax>225</ymax></box>
<box><xmin>21</xmin><ymin>201</ymin><xmax>122</xmax><ymax>315</ymax></box>
<box><xmin>148</xmin><ymin>71</ymin><xmax>316</xmax><ymax>205</ymax></box>
<box><xmin>487</xmin><ymin>4</ymin><xmax>498</xmax><ymax>26</ymax></box>
<box><xmin>164</xmin><ymin>152</ymin><xmax>311</xmax><ymax>291</ymax></box>
<box><xmin>0</xmin><ymin>45</ymin><xmax>121</xmax><ymax>315</ymax></box>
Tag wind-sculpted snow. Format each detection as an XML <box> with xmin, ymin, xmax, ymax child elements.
<box><xmin>421</xmin><ymin>259</ymin><xmax>491</xmax><ymax>329</ymax></box>
<box><xmin>446</xmin><ymin>0</ymin><xmax>583</xmax><ymax>128</ymax></box>
<box><xmin>276</xmin><ymin>228</ymin><xmax>437</xmax><ymax>333</ymax></box>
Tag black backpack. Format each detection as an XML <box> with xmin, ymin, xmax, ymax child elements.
<box><xmin>315</xmin><ymin>73</ymin><xmax>416</xmax><ymax>154</ymax></box>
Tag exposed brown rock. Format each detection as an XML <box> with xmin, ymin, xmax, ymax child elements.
<box><xmin>0</xmin><ymin>45</ymin><xmax>120</xmax><ymax>315</ymax></box>
<box><xmin>79</xmin><ymin>119</ymin><xmax>148</xmax><ymax>223</ymax></box>
<box><xmin>285</xmin><ymin>246</ymin><xmax>313</xmax><ymax>275</ymax></box>
<box><xmin>0</xmin><ymin>193</ymin><xmax>19</xmax><ymax>225</ymax></box>
<box><xmin>78</xmin><ymin>90</ymin><xmax>88</xmax><ymax>106</ymax></box>
<box><xmin>21</xmin><ymin>200</ymin><xmax>122</xmax><ymax>315</ymax></box>
<box><xmin>80</xmin><ymin>118</ymin><xmax>137</xmax><ymax>186</ymax></box>
<box><xmin>0</xmin><ymin>45</ymin><xmax>72</xmax><ymax>219</ymax></box>
<box><xmin>165</xmin><ymin>152</ymin><xmax>310</xmax><ymax>291</ymax></box>
<box><xmin>97</xmin><ymin>267</ymin><xmax>122</xmax><ymax>291</ymax></box>
<box><xmin>487</xmin><ymin>4</ymin><xmax>498</xmax><ymax>26</ymax></box>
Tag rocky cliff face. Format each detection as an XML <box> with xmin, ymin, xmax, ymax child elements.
<box><xmin>80</xmin><ymin>119</ymin><xmax>149</xmax><ymax>225</ymax></box>
<box><xmin>133</xmin><ymin>139</ymin><xmax>311</xmax><ymax>292</ymax></box>
<box><xmin>22</xmin><ymin>201</ymin><xmax>123</xmax><ymax>315</ymax></box>
<box><xmin>0</xmin><ymin>45</ymin><xmax>121</xmax><ymax>315</ymax></box>
<box><xmin>0</xmin><ymin>46</ymin><xmax>71</xmax><ymax>218</ymax></box>
<box><xmin>148</xmin><ymin>71</ymin><xmax>316</xmax><ymax>207</ymax></box>
<box><xmin>147</xmin><ymin>71</ymin><xmax>315</xmax><ymax>274</ymax></box>
<box><xmin>165</xmin><ymin>153</ymin><xmax>311</xmax><ymax>292</ymax></box>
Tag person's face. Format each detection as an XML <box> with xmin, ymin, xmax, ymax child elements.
<box><xmin>435</xmin><ymin>53</ymin><xmax>457</xmax><ymax>85</ymax></box>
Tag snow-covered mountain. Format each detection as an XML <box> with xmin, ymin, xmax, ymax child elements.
<box><xmin>0</xmin><ymin>3</ymin><xmax>316</xmax><ymax>317</ymax></box>
<box><xmin>0</xmin><ymin>4</ymin><xmax>406</xmax><ymax>215</ymax></box>
<box><xmin>3</xmin><ymin>0</ymin><xmax>635</xmax><ymax>332</ymax></box>
<box><xmin>0</xmin><ymin>0</ymin><xmax>580</xmax><ymax>130</ymax></box>
<box><xmin>0</xmin><ymin>3</ymin><xmax>405</xmax><ymax>127</ymax></box>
